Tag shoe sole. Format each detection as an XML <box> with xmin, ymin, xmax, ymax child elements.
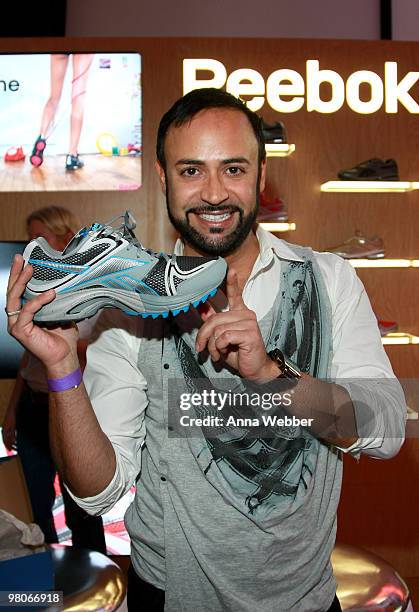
<box><xmin>30</xmin><ymin>140</ymin><xmax>46</xmax><ymax>167</ymax></box>
<box><xmin>263</xmin><ymin>139</ymin><xmax>286</xmax><ymax>144</ymax></box>
<box><xmin>379</xmin><ymin>327</ymin><xmax>398</xmax><ymax>336</ymax></box>
<box><xmin>257</xmin><ymin>214</ymin><xmax>289</xmax><ymax>222</ymax></box>
<box><xmin>337</xmin><ymin>250</ymin><xmax>385</xmax><ymax>259</ymax></box>
<box><xmin>337</xmin><ymin>174</ymin><xmax>399</xmax><ymax>181</ymax></box>
<box><xmin>26</xmin><ymin>283</ymin><xmax>223</xmax><ymax>323</ymax></box>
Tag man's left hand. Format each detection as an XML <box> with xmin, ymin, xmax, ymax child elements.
<box><xmin>195</xmin><ymin>269</ymin><xmax>278</xmax><ymax>381</ymax></box>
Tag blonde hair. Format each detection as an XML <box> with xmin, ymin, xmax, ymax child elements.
<box><xmin>26</xmin><ymin>206</ymin><xmax>80</xmax><ymax>238</ymax></box>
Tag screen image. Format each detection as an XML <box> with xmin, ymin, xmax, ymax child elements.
<box><xmin>0</xmin><ymin>52</ymin><xmax>142</xmax><ymax>192</ymax></box>
<box><xmin>0</xmin><ymin>242</ymin><xmax>25</xmax><ymax>378</ymax></box>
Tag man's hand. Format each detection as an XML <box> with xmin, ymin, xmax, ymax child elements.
<box><xmin>6</xmin><ymin>254</ymin><xmax>79</xmax><ymax>375</ymax></box>
<box><xmin>195</xmin><ymin>269</ymin><xmax>278</xmax><ymax>381</ymax></box>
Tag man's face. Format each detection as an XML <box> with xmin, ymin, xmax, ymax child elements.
<box><xmin>157</xmin><ymin>108</ymin><xmax>266</xmax><ymax>256</ymax></box>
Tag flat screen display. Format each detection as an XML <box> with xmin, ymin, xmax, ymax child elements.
<box><xmin>0</xmin><ymin>52</ymin><xmax>142</xmax><ymax>192</ymax></box>
<box><xmin>0</xmin><ymin>242</ymin><xmax>26</xmax><ymax>378</ymax></box>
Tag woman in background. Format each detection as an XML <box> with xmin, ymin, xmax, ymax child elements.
<box><xmin>2</xmin><ymin>206</ymin><xmax>106</xmax><ymax>553</ymax></box>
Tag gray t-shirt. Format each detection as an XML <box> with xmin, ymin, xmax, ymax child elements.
<box><xmin>125</xmin><ymin>313</ymin><xmax>340</xmax><ymax>612</ymax></box>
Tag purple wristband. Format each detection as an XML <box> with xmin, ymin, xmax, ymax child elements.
<box><xmin>47</xmin><ymin>368</ymin><xmax>83</xmax><ymax>392</ymax></box>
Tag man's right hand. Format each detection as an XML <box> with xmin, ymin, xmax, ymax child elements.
<box><xmin>6</xmin><ymin>254</ymin><xmax>79</xmax><ymax>374</ymax></box>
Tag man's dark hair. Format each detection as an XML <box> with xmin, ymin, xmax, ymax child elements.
<box><xmin>156</xmin><ymin>88</ymin><xmax>266</xmax><ymax>170</ymax></box>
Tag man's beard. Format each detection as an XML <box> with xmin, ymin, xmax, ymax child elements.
<box><xmin>165</xmin><ymin>188</ymin><xmax>260</xmax><ymax>257</ymax></box>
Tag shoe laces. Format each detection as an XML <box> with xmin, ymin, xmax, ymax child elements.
<box><xmin>94</xmin><ymin>211</ymin><xmax>170</xmax><ymax>262</ymax></box>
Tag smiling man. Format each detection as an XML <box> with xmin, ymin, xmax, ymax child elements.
<box><xmin>7</xmin><ymin>88</ymin><xmax>406</xmax><ymax>612</ymax></box>
<box><xmin>158</xmin><ymin>104</ymin><xmax>264</xmax><ymax>259</ymax></box>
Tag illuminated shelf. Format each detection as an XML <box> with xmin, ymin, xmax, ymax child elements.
<box><xmin>259</xmin><ymin>222</ymin><xmax>296</xmax><ymax>232</ymax></box>
<box><xmin>382</xmin><ymin>332</ymin><xmax>419</xmax><ymax>345</ymax></box>
<box><xmin>265</xmin><ymin>143</ymin><xmax>295</xmax><ymax>157</ymax></box>
<box><xmin>407</xmin><ymin>406</ymin><xmax>418</xmax><ymax>420</ymax></box>
<box><xmin>349</xmin><ymin>259</ymin><xmax>419</xmax><ymax>268</ymax></box>
<box><xmin>321</xmin><ymin>180</ymin><xmax>414</xmax><ymax>193</ymax></box>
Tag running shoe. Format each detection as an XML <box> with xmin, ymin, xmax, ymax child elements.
<box><xmin>30</xmin><ymin>136</ymin><xmax>46</xmax><ymax>167</ymax></box>
<box><xmin>257</xmin><ymin>192</ymin><xmax>288</xmax><ymax>222</ymax></box>
<box><xmin>325</xmin><ymin>231</ymin><xmax>385</xmax><ymax>259</ymax></box>
<box><xmin>23</xmin><ymin>211</ymin><xmax>227</xmax><ymax>323</ymax></box>
<box><xmin>377</xmin><ymin>319</ymin><xmax>398</xmax><ymax>336</ymax></box>
<box><xmin>66</xmin><ymin>154</ymin><xmax>84</xmax><ymax>171</ymax></box>
<box><xmin>338</xmin><ymin>158</ymin><xmax>399</xmax><ymax>181</ymax></box>
<box><xmin>4</xmin><ymin>146</ymin><xmax>25</xmax><ymax>162</ymax></box>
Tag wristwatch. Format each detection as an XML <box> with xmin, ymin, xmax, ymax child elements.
<box><xmin>267</xmin><ymin>348</ymin><xmax>301</xmax><ymax>386</ymax></box>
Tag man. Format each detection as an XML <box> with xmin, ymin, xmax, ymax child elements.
<box><xmin>7</xmin><ymin>88</ymin><xmax>406</xmax><ymax>611</ymax></box>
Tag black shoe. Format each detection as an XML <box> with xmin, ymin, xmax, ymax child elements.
<box><xmin>338</xmin><ymin>158</ymin><xmax>399</xmax><ymax>181</ymax></box>
<box><xmin>261</xmin><ymin>119</ymin><xmax>287</xmax><ymax>144</ymax></box>
<box><xmin>65</xmin><ymin>154</ymin><xmax>84</xmax><ymax>171</ymax></box>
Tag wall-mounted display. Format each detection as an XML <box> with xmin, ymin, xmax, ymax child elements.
<box><xmin>0</xmin><ymin>52</ymin><xmax>142</xmax><ymax>192</ymax></box>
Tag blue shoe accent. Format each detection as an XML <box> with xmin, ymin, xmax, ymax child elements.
<box><xmin>172</xmin><ymin>308</ymin><xmax>181</xmax><ymax>316</ymax></box>
<box><xmin>209</xmin><ymin>288</ymin><xmax>217</xmax><ymax>297</ymax></box>
<box><xmin>162</xmin><ymin>312</ymin><xmax>169</xmax><ymax>318</ymax></box>
<box><xmin>151</xmin><ymin>313</ymin><xmax>160</xmax><ymax>319</ymax></box>
<box><xmin>192</xmin><ymin>299</ymin><xmax>200</xmax><ymax>307</ymax></box>
<box><xmin>182</xmin><ymin>305</ymin><xmax>189</xmax><ymax>312</ymax></box>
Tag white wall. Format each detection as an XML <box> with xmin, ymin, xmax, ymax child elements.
<box><xmin>66</xmin><ymin>0</ymin><xmax>381</xmax><ymax>39</ymax></box>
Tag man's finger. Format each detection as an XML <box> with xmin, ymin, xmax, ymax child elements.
<box><xmin>226</xmin><ymin>269</ymin><xmax>246</xmax><ymax>311</ymax></box>
<box><xmin>6</xmin><ymin>262</ymin><xmax>33</xmax><ymax>315</ymax></box>
<box><xmin>206</xmin><ymin>334</ymin><xmax>221</xmax><ymax>362</ymax></box>
<box><xmin>215</xmin><ymin>329</ymin><xmax>249</xmax><ymax>351</ymax></box>
<box><xmin>195</xmin><ymin>311</ymin><xmax>251</xmax><ymax>352</ymax></box>
<box><xmin>14</xmin><ymin>290</ymin><xmax>55</xmax><ymax>328</ymax></box>
<box><xmin>9</xmin><ymin>290</ymin><xmax>55</xmax><ymax>338</ymax></box>
<box><xmin>6</xmin><ymin>254</ymin><xmax>25</xmax><ymax>296</ymax></box>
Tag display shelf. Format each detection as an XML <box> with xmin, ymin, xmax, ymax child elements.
<box><xmin>321</xmin><ymin>180</ymin><xmax>414</xmax><ymax>193</ymax></box>
<box><xmin>382</xmin><ymin>332</ymin><xmax>419</xmax><ymax>345</ymax></box>
<box><xmin>259</xmin><ymin>222</ymin><xmax>296</xmax><ymax>232</ymax></box>
<box><xmin>349</xmin><ymin>259</ymin><xmax>419</xmax><ymax>268</ymax></box>
<box><xmin>407</xmin><ymin>406</ymin><xmax>418</xmax><ymax>421</ymax></box>
<box><xmin>265</xmin><ymin>144</ymin><xmax>295</xmax><ymax>157</ymax></box>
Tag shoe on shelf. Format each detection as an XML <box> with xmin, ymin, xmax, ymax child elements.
<box><xmin>326</xmin><ymin>230</ymin><xmax>385</xmax><ymax>259</ymax></box>
<box><xmin>65</xmin><ymin>154</ymin><xmax>84</xmax><ymax>171</ymax></box>
<box><xmin>23</xmin><ymin>210</ymin><xmax>227</xmax><ymax>323</ymax></box>
<box><xmin>257</xmin><ymin>192</ymin><xmax>288</xmax><ymax>222</ymax></box>
<box><xmin>4</xmin><ymin>146</ymin><xmax>25</xmax><ymax>162</ymax></box>
<box><xmin>30</xmin><ymin>136</ymin><xmax>47</xmax><ymax>167</ymax></box>
<box><xmin>337</xmin><ymin>158</ymin><xmax>399</xmax><ymax>181</ymax></box>
<box><xmin>377</xmin><ymin>319</ymin><xmax>398</xmax><ymax>336</ymax></box>
<box><xmin>261</xmin><ymin>119</ymin><xmax>287</xmax><ymax>144</ymax></box>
